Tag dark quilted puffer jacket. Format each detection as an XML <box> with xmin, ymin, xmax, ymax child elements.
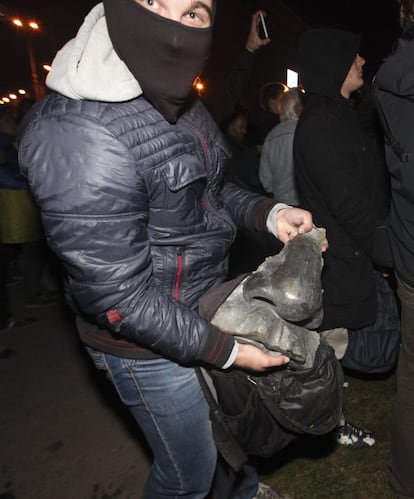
<box><xmin>19</xmin><ymin>93</ymin><xmax>274</xmax><ymax>367</ymax></box>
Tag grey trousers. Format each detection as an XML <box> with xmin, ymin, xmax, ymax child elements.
<box><xmin>390</xmin><ymin>275</ymin><xmax>414</xmax><ymax>499</ymax></box>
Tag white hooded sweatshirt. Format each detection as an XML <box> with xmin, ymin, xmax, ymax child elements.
<box><xmin>46</xmin><ymin>3</ymin><xmax>142</xmax><ymax>102</ymax></box>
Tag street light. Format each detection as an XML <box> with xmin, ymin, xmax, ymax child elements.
<box><xmin>0</xmin><ymin>88</ymin><xmax>28</xmax><ymax>107</ymax></box>
<box><xmin>11</xmin><ymin>16</ymin><xmax>43</xmax><ymax>100</ymax></box>
<box><xmin>193</xmin><ymin>76</ymin><xmax>205</xmax><ymax>95</ymax></box>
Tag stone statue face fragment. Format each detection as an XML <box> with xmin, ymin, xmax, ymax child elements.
<box><xmin>212</xmin><ymin>228</ymin><xmax>326</xmax><ymax>368</ymax></box>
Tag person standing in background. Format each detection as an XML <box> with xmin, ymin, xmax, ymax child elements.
<box><xmin>206</xmin><ymin>9</ymin><xmax>271</xmax><ymax>125</ymax></box>
<box><xmin>294</xmin><ymin>28</ymin><xmax>377</xmax><ymax>448</ymax></box>
<box><xmin>376</xmin><ymin>1</ymin><xmax>414</xmax><ymax>496</ymax></box>
<box><xmin>0</xmin><ymin>107</ymin><xmax>43</xmax><ymax>330</ymax></box>
<box><xmin>259</xmin><ymin>88</ymin><xmax>303</xmax><ymax>205</ymax></box>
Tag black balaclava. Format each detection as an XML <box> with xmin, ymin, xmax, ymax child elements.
<box><xmin>103</xmin><ymin>0</ymin><xmax>215</xmax><ymax>123</ymax></box>
<box><xmin>297</xmin><ymin>29</ymin><xmax>361</xmax><ymax>100</ymax></box>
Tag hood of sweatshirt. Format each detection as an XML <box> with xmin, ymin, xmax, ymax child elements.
<box><xmin>46</xmin><ymin>3</ymin><xmax>142</xmax><ymax>101</ymax></box>
<box><xmin>297</xmin><ymin>28</ymin><xmax>360</xmax><ymax>100</ymax></box>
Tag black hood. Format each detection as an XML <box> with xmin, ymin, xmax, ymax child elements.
<box><xmin>297</xmin><ymin>29</ymin><xmax>361</xmax><ymax>99</ymax></box>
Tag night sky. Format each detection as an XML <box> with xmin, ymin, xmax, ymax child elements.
<box><xmin>0</xmin><ymin>0</ymin><xmax>402</xmax><ymax>102</ymax></box>
<box><xmin>288</xmin><ymin>0</ymin><xmax>401</xmax><ymax>76</ymax></box>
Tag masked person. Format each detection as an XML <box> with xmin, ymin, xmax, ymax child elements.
<box><xmin>18</xmin><ymin>1</ymin><xmax>318</xmax><ymax>497</ymax></box>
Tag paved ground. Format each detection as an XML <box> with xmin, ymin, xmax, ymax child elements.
<box><xmin>0</xmin><ymin>285</ymin><xmax>151</xmax><ymax>499</ymax></box>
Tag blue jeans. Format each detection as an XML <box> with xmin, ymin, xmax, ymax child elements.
<box><xmin>86</xmin><ymin>350</ymin><xmax>258</xmax><ymax>498</ymax></box>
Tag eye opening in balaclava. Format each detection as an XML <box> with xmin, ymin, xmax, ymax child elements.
<box><xmin>103</xmin><ymin>0</ymin><xmax>216</xmax><ymax>123</ymax></box>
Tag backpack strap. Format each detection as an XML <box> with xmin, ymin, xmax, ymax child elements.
<box><xmin>196</xmin><ymin>366</ymin><xmax>248</xmax><ymax>499</ymax></box>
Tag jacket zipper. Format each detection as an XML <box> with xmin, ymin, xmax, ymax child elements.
<box><xmin>186</xmin><ymin>121</ymin><xmax>236</xmax><ymax>234</ymax></box>
<box><xmin>190</xmin><ymin>125</ymin><xmax>214</xmax><ymax>212</ymax></box>
<box><xmin>191</xmin><ymin>126</ymin><xmax>216</xmax><ymax>215</ymax></box>
<box><xmin>174</xmin><ymin>247</ymin><xmax>184</xmax><ymax>301</ymax></box>
<box><xmin>191</xmin><ymin>125</ymin><xmax>210</xmax><ymax>173</ymax></box>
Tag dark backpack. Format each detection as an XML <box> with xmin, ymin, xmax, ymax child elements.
<box><xmin>198</xmin><ymin>341</ymin><xmax>343</xmax><ymax>472</ymax></box>
<box><xmin>341</xmin><ymin>271</ymin><xmax>401</xmax><ymax>374</ymax></box>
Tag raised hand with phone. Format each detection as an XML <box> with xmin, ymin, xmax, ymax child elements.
<box><xmin>245</xmin><ymin>10</ymin><xmax>271</xmax><ymax>53</ymax></box>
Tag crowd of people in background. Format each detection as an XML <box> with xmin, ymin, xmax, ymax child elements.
<box><xmin>0</xmin><ymin>98</ymin><xmax>60</xmax><ymax>358</ymax></box>
<box><xmin>1</xmin><ymin>0</ymin><xmax>414</xmax><ymax>497</ymax></box>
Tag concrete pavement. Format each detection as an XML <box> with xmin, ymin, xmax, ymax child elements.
<box><xmin>0</xmin><ymin>285</ymin><xmax>151</xmax><ymax>499</ymax></box>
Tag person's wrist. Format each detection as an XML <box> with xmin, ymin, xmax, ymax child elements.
<box><xmin>266</xmin><ymin>203</ymin><xmax>291</xmax><ymax>237</ymax></box>
<box><xmin>245</xmin><ymin>43</ymin><xmax>257</xmax><ymax>54</ymax></box>
<box><xmin>221</xmin><ymin>341</ymin><xmax>239</xmax><ymax>369</ymax></box>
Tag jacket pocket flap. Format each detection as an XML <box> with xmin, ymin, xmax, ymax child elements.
<box><xmin>160</xmin><ymin>156</ymin><xmax>206</xmax><ymax>192</ymax></box>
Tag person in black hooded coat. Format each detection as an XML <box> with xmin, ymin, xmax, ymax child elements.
<box><xmin>293</xmin><ymin>29</ymin><xmax>379</xmax><ymax>449</ymax></box>
<box><xmin>294</xmin><ymin>29</ymin><xmax>377</xmax><ymax>332</ymax></box>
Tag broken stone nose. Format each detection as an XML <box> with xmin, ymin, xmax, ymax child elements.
<box><xmin>243</xmin><ymin>227</ymin><xmax>325</xmax><ymax>324</ymax></box>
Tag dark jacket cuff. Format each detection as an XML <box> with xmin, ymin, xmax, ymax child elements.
<box><xmin>246</xmin><ymin>197</ymin><xmax>277</xmax><ymax>232</ymax></box>
<box><xmin>195</xmin><ymin>325</ymin><xmax>236</xmax><ymax>368</ymax></box>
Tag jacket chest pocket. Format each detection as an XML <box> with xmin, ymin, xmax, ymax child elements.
<box><xmin>148</xmin><ymin>155</ymin><xmax>208</xmax><ymax>234</ymax></box>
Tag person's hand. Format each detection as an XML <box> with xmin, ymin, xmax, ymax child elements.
<box><xmin>275</xmin><ymin>207</ymin><xmax>314</xmax><ymax>243</ymax></box>
<box><xmin>245</xmin><ymin>10</ymin><xmax>271</xmax><ymax>53</ymax></box>
<box><xmin>275</xmin><ymin>208</ymin><xmax>329</xmax><ymax>251</ymax></box>
<box><xmin>267</xmin><ymin>206</ymin><xmax>329</xmax><ymax>251</ymax></box>
<box><xmin>233</xmin><ymin>342</ymin><xmax>289</xmax><ymax>372</ymax></box>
